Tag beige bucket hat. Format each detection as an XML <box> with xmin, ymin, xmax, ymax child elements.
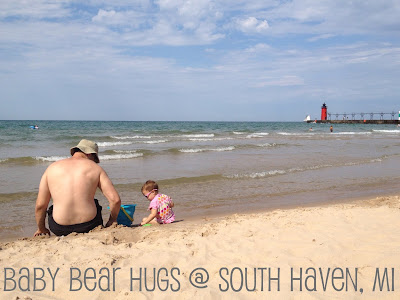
<box><xmin>70</xmin><ymin>139</ymin><xmax>100</xmax><ymax>163</ymax></box>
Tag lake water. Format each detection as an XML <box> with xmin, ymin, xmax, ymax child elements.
<box><xmin>1</xmin><ymin>120</ymin><xmax>400</xmax><ymax>240</ymax></box>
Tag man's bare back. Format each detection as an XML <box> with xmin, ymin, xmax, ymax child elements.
<box><xmin>34</xmin><ymin>139</ymin><xmax>121</xmax><ymax>236</ymax></box>
<box><xmin>46</xmin><ymin>156</ymin><xmax>103</xmax><ymax>224</ymax></box>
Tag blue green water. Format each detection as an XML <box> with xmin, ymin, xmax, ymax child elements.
<box><xmin>1</xmin><ymin>120</ymin><xmax>400</xmax><ymax>240</ymax></box>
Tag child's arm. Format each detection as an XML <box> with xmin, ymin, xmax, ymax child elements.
<box><xmin>141</xmin><ymin>209</ymin><xmax>157</xmax><ymax>225</ymax></box>
<box><xmin>168</xmin><ymin>196</ymin><xmax>174</xmax><ymax>208</ymax></box>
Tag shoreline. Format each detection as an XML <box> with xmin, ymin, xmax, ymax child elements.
<box><xmin>3</xmin><ymin>189</ymin><xmax>400</xmax><ymax>243</ymax></box>
<box><xmin>1</xmin><ymin>193</ymin><xmax>400</xmax><ymax>299</ymax></box>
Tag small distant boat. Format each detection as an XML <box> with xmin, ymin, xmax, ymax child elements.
<box><xmin>303</xmin><ymin>115</ymin><xmax>311</xmax><ymax>122</ymax></box>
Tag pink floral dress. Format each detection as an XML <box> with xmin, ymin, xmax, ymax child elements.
<box><xmin>148</xmin><ymin>194</ymin><xmax>175</xmax><ymax>224</ymax></box>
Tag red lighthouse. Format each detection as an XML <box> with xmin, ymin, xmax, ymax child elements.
<box><xmin>321</xmin><ymin>103</ymin><xmax>327</xmax><ymax>121</ymax></box>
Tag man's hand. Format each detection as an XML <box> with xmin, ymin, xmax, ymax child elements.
<box><xmin>105</xmin><ymin>220</ymin><xmax>116</xmax><ymax>228</ymax></box>
<box><xmin>34</xmin><ymin>228</ymin><xmax>50</xmax><ymax>237</ymax></box>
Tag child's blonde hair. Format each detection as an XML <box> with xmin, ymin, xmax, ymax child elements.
<box><xmin>141</xmin><ymin>180</ymin><xmax>159</xmax><ymax>193</ymax></box>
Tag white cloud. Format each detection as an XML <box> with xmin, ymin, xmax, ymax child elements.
<box><xmin>88</xmin><ymin>0</ymin><xmax>225</xmax><ymax>45</ymax></box>
<box><xmin>271</xmin><ymin>0</ymin><xmax>400</xmax><ymax>36</ymax></box>
<box><xmin>153</xmin><ymin>0</ymin><xmax>224</xmax><ymax>43</ymax></box>
<box><xmin>245</xmin><ymin>43</ymin><xmax>271</xmax><ymax>53</ymax></box>
<box><xmin>236</xmin><ymin>17</ymin><xmax>269</xmax><ymax>34</ymax></box>
<box><xmin>307</xmin><ymin>33</ymin><xmax>336</xmax><ymax>42</ymax></box>
<box><xmin>0</xmin><ymin>0</ymin><xmax>70</xmax><ymax>18</ymax></box>
<box><xmin>92</xmin><ymin>9</ymin><xmax>118</xmax><ymax>24</ymax></box>
<box><xmin>343</xmin><ymin>47</ymin><xmax>400</xmax><ymax>64</ymax></box>
<box><xmin>91</xmin><ymin>9</ymin><xmax>146</xmax><ymax>28</ymax></box>
<box><xmin>255</xmin><ymin>75</ymin><xmax>305</xmax><ymax>87</ymax></box>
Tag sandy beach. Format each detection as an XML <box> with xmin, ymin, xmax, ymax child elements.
<box><xmin>1</xmin><ymin>195</ymin><xmax>400</xmax><ymax>299</ymax></box>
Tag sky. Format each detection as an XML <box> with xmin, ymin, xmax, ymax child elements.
<box><xmin>1</xmin><ymin>0</ymin><xmax>400</xmax><ymax>121</ymax></box>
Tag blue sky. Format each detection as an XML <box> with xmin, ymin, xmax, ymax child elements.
<box><xmin>1</xmin><ymin>0</ymin><xmax>399</xmax><ymax>121</ymax></box>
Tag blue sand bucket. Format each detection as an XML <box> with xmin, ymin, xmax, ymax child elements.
<box><xmin>110</xmin><ymin>204</ymin><xmax>136</xmax><ymax>226</ymax></box>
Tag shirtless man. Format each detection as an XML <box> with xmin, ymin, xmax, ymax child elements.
<box><xmin>34</xmin><ymin>139</ymin><xmax>121</xmax><ymax>236</ymax></box>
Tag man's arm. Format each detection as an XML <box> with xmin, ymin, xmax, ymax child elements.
<box><xmin>34</xmin><ymin>171</ymin><xmax>51</xmax><ymax>236</ymax></box>
<box><xmin>98</xmin><ymin>169</ymin><xmax>121</xmax><ymax>227</ymax></box>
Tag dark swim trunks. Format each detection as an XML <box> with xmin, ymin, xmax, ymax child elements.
<box><xmin>47</xmin><ymin>199</ymin><xmax>103</xmax><ymax>236</ymax></box>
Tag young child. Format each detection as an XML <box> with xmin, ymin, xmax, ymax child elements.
<box><xmin>141</xmin><ymin>180</ymin><xmax>175</xmax><ymax>225</ymax></box>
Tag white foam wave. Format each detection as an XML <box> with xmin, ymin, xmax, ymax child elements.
<box><xmin>333</xmin><ymin>132</ymin><xmax>371</xmax><ymax>135</ymax></box>
<box><xmin>257</xmin><ymin>143</ymin><xmax>277</xmax><ymax>147</ymax></box>
<box><xmin>226</xmin><ymin>164</ymin><xmax>335</xmax><ymax>179</ymax></box>
<box><xmin>111</xmin><ymin>135</ymin><xmax>152</xmax><ymax>139</ymax></box>
<box><xmin>233</xmin><ymin>131</ymin><xmax>246</xmax><ymax>135</ymax></box>
<box><xmin>35</xmin><ymin>156</ymin><xmax>68</xmax><ymax>162</ymax></box>
<box><xmin>370</xmin><ymin>157</ymin><xmax>384</xmax><ymax>163</ymax></box>
<box><xmin>188</xmin><ymin>139</ymin><xmax>214</xmax><ymax>142</ymax></box>
<box><xmin>277</xmin><ymin>132</ymin><xmax>312</xmax><ymax>136</ymax></box>
<box><xmin>182</xmin><ymin>134</ymin><xmax>215</xmax><ymax>138</ymax></box>
<box><xmin>98</xmin><ymin>141</ymin><xmax>133</xmax><ymax>147</ymax></box>
<box><xmin>213</xmin><ymin>146</ymin><xmax>235</xmax><ymax>152</ymax></box>
<box><xmin>227</xmin><ymin>169</ymin><xmax>286</xmax><ymax>179</ymax></box>
<box><xmin>179</xmin><ymin>148</ymin><xmax>203</xmax><ymax>153</ymax></box>
<box><xmin>143</xmin><ymin>140</ymin><xmax>168</xmax><ymax>144</ymax></box>
<box><xmin>288</xmin><ymin>167</ymin><xmax>304</xmax><ymax>172</ymax></box>
<box><xmin>307</xmin><ymin>164</ymin><xmax>333</xmax><ymax>170</ymax></box>
<box><xmin>179</xmin><ymin>146</ymin><xmax>235</xmax><ymax>153</ymax></box>
<box><xmin>372</xmin><ymin>130</ymin><xmax>400</xmax><ymax>133</ymax></box>
<box><xmin>225</xmin><ymin>158</ymin><xmax>384</xmax><ymax>181</ymax></box>
<box><xmin>101</xmin><ymin>153</ymin><xmax>143</xmax><ymax>160</ymax></box>
<box><xmin>113</xmin><ymin>150</ymin><xmax>137</xmax><ymax>153</ymax></box>
<box><xmin>189</xmin><ymin>137</ymin><xmax>234</xmax><ymax>142</ymax></box>
<box><xmin>246</xmin><ymin>132</ymin><xmax>269</xmax><ymax>138</ymax></box>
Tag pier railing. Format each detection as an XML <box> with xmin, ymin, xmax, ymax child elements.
<box><xmin>327</xmin><ymin>112</ymin><xmax>397</xmax><ymax>121</ymax></box>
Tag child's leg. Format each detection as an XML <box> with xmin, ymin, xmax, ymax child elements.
<box><xmin>142</xmin><ymin>217</ymin><xmax>158</xmax><ymax>225</ymax></box>
<box><xmin>148</xmin><ymin>218</ymin><xmax>158</xmax><ymax>225</ymax></box>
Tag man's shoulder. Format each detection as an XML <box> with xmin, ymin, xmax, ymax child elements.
<box><xmin>46</xmin><ymin>157</ymin><xmax>69</xmax><ymax>169</ymax></box>
<box><xmin>49</xmin><ymin>157</ymin><xmax>102</xmax><ymax>171</ymax></box>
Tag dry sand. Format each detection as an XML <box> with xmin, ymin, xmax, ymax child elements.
<box><xmin>1</xmin><ymin>195</ymin><xmax>400</xmax><ymax>299</ymax></box>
